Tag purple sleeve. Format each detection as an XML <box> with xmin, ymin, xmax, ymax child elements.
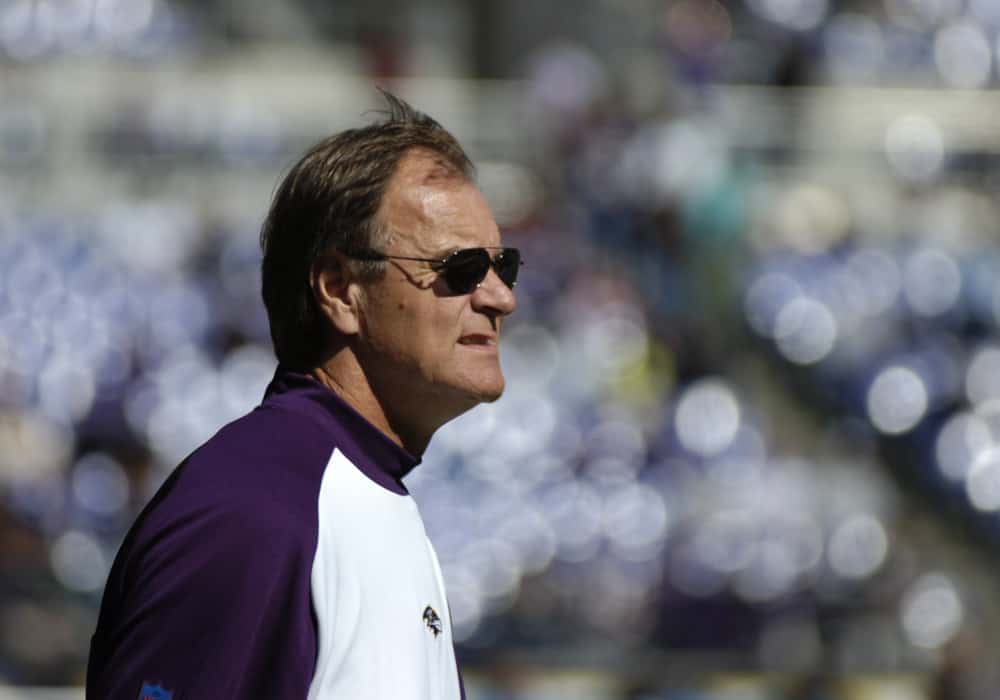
<box><xmin>87</xmin><ymin>491</ymin><xmax>318</xmax><ymax>699</ymax></box>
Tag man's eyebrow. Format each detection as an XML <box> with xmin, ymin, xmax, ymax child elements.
<box><xmin>425</xmin><ymin>246</ymin><xmax>461</xmax><ymax>261</ymax></box>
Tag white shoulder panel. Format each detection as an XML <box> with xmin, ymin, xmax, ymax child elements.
<box><xmin>307</xmin><ymin>449</ymin><xmax>461</xmax><ymax>700</ymax></box>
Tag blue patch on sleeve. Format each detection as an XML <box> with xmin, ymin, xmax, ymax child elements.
<box><xmin>139</xmin><ymin>682</ymin><xmax>173</xmax><ymax>700</ymax></box>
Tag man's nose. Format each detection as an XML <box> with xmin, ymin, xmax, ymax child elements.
<box><xmin>471</xmin><ymin>268</ymin><xmax>517</xmax><ymax>317</ymax></box>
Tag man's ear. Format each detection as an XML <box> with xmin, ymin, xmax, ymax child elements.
<box><xmin>311</xmin><ymin>255</ymin><xmax>361</xmax><ymax>336</ymax></box>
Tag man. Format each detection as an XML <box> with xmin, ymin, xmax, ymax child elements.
<box><xmin>87</xmin><ymin>91</ymin><xmax>520</xmax><ymax>699</ymax></box>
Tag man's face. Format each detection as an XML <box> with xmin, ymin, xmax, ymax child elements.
<box><xmin>354</xmin><ymin>148</ymin><xmax>517</xmax><ymax>432</ymax></box>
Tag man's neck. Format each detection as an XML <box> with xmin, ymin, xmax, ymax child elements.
<box><xmin>309</xmin><ymin>354</ymin><xmax>432</xmax><ymax>457</ymax></box>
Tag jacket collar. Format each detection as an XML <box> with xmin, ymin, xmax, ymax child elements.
<box><xmin>262</xmin><ymin>366</ymin><xmax>419</xmax><ymax>495</ymax></box>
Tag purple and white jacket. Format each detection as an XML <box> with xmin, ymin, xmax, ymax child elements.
<box><xmin>87</xmin><ymin>368</ymin><xmax>465</xmax><ymax>699</ymax></box>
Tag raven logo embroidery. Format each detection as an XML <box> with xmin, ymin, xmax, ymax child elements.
<box><xmin>423</xmin><ymin>605</ymin><xmax>443</xmax><ymax>637</ymax></box>
<box><xmin>138</xmin><ymin>682</ymin><xmax>173</xmax><ymax>700</ymax></box>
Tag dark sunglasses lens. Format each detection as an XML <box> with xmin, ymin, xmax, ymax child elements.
<box><xmin>494</xmin><ymin>249</ymin><xmax>520</xmax><ymax>288</ymax></box>
<box><xmin>442</xmin><ymin>249</ymin><xmax>491</xmax><ymax>293</ymax></box>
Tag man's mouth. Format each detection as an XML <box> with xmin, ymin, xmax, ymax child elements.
<box><xmin>458</xmin><ymin>334</ymin><xmax>496</xmax><ymax>346</ymax></box>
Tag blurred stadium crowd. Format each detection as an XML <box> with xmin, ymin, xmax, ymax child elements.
<box><xmin>3</xmin><ymin>0</ymin><xmax>1000</xmax><ymax>698</ymax></box>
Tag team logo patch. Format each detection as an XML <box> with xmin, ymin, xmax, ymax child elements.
<box><xmin>423</xmin><ymin>605</ymin><xmax>443</xmax><ymax>637</ymax></box>
<box><xmin>139</xmin><ymin>682</ymin><xmax>173</xmax><ymax>700</ymax></box>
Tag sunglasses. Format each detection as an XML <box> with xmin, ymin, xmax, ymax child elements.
<box><xmin>346</xmin><ymin>246</ymin><xmax>522</xmax><ymax>295</ymax></box>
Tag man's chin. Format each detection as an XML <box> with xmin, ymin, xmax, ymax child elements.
<box><xmin>477</xmin><ymin>388</ymin><xmax>504</xmax><ymax>404</ymax></box>
<box><xmin>475</xmin><ymin>374</ymin><xmax>506</xmax><ymax>403</ymax></box>
<box><xmin>455</xmin><ymin>378</ymin><xmax>505</xmax><ymax>408</ymax></box>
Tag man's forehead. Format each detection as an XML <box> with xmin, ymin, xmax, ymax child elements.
<box><xmin>377</xmin><ymin>147</ymin><xmax>498</xmax><ymax>251</ymax></box>
<box><xmin>383</xmin><ymin>176</ymin><xmax>453</xmax><ymax>224</ymax></box>
<box><xmin>384</xmin><ymin>151</ymin><xmax>478</xmax><ymax>211</ymax></box>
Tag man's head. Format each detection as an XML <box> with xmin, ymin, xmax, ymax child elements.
<box><xmin>260</xmin><ymin>90</ymin><xmax>473</xmax><ymax>371</ymax></box>
<box><xmin>260</xmin><ymin>92</ymin><xmax>518</xmax><ymax>446</ymax></box>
